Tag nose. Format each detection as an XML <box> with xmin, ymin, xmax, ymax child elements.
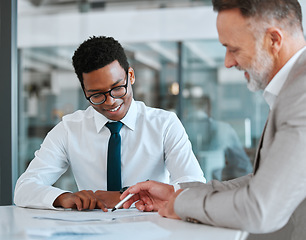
<box><xmin>224</xmin><ymin>49</ymin><xmax>238</xmax><ymax>68</ymax></box>
<box><xmin>103</xmin><ymin>93</ymin><xmax>116</xmax><ymax>105</ymax></box>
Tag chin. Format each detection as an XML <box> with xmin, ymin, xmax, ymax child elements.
<box><xmin>105</xmin><ymin>113</ymin><xmax>124</xmax><ymax>121</ymax></box>
<box><xmin>106</xmin><ymin>109</ymin><xmax>128</xmax><ymax>121</ymax></box>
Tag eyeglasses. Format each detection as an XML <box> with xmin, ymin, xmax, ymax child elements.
<box><xmin>85</xmin><ymin>70</ymin><xmax>129</xmax><ymax>105</ymax></box>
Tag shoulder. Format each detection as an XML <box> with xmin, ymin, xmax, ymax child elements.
<box><xmin>134</xmin><ymin>101</ymin><xmax>183</xmax><ymax>134</ymax></box>
<box><xmin>62</xmin><ymin>106</ymin><xmax>93</xmax><ymax>123</ymax></box>
<box><xmin>288</xmin><ymin>50</ymin><xmax>306</xmax><ymax>84</ymax></box>
<box><xmin>278</xmin><ymin>52</ymin><xmax>306</xmax><ymax>102</ymax></box>
<box><xmin>274</xmin><ymin>52</ymin><xmax>306</xmax><ymax>123</ymax></box>
<box><xmin>60</xmin><ymin>106</ymin><xmax>94</xmax><ymax>130</ymax></box>
<box><xmin>42</xmin><ymin>107</ymin><xmax>93</xmax><ymax>143</ymax></box>
<box><xmin>135</xmin><ymin>101</ymin><xmax>178</xmax><ymax>121</ymax></box>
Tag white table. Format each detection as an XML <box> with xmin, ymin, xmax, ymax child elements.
<box><xmin>0</xmin><ymin>205</ymin><xmax>248</xmax><ymax>240</ymax></box>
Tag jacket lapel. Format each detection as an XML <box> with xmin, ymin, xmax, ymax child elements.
<box><xmin>253</xmin><ymin>117</ymin><xmax>269</xmax><ymax>173</ymax></box>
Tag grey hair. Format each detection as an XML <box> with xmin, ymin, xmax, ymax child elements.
<box><xmin>212</xmin><ymin>0</ymin><xmax>304</xmax><ymax>36</ymax></box>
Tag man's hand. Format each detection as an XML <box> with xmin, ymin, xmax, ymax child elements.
<box><xmin>158</xmin><ymin>189</ymin><xmax>183</xmax><ymax>219</ymax></box>
<box><xmin>94</xmin><ymin>190</ymin><xmax>121</xmax><ymax>208</ymax></box>
<box><xmin>53</xmin><ymin>190</ymin><xmax>107</xmax><ymax>211</ymax></box>
<box><xmin>121</xmin><ymin>180</ymin><xmax>175</xmax><ymax>212</ymax></box>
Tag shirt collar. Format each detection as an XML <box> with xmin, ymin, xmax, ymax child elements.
<box><xmin>120</xmin><ymin>99</ymin><xmax>137</xmax><ymax>131</ymax></box>
<box><xmin>93</xmin><ymin>99</ymin><xmax>137</xmax><ymax>133</ymax></box>
<box><xmin>263</xmin><ymin>46</ymin><xmax>306</xmax><ymax>110</ymax></box>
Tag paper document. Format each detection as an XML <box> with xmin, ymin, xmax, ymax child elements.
<box><xmin>26</xmin><ymin>224</ymin><xmax>107</xmax><ymax>237</ymax></box>
<box><xmin>33</xmin><ymin>208</ymin><xmax>157</xmax><ymax>222</ymax></box>
<box><xmin>26</xmin><ymin>221</ymin><xmax>171</xmax><ymax>239</ymax></box>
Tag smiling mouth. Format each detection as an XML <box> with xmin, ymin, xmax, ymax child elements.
<box><xmin>106</xmin><ymin>104</ymin><xmax>122</xmax><ymax>112</ymax></box>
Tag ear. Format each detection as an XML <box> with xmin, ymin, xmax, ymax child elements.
<box><xmin>266</xmin><ymin>27</ymin><xmax>283</xmax><ymax>55</ymax></box>
<box><xmin>128</xmin><ymin>67</ymin><xmax>135</xmax><ymax>85</ymax></box>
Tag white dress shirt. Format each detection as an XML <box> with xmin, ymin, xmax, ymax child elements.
<box><xmin>14</xmin><ymin>99</ymin><xmax>205</xmax><ymax>209</ymax></box>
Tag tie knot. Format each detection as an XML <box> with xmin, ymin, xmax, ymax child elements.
<box><xmin>106</xmin><ymin>121</ymin><xmax>123</xmax><ymax>134</ymax></box>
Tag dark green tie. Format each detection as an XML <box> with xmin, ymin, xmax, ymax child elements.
<box><xmin>105</xmin><ymin>121</ymin><xmax>123</xmax><ymax>191</ymax></box>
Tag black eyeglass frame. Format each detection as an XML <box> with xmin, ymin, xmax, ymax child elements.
<box><xmin>85</xmin><ymin>69</ymin><xmax>129</xmax><ymax>105</ymax></box>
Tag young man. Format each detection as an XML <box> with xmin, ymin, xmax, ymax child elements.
<box><xmin>121</xmin><ymin>1</ymin><xmax>306</xmax><ymax>239</ymax></box>
<box><xmin>14</xmin><ymin>36</ymin><xmax>205</xmax><ymax>211</ymax></box>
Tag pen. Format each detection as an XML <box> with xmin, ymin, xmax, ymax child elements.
<box><xmin>111</xmin><ymin>193</ymin><xmax>135</xmax><ymax>212</ymax></box>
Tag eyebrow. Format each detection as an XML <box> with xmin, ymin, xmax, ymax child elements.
<box><xmin>86</xmin><ymin>78</ymin><xmax>125</xmax><ymax>93</ymax></box>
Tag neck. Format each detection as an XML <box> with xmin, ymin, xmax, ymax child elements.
<box><xmin>272</xmin><ymin>35</ymin><xmax>306</xmax><ymax>79</ymax></box>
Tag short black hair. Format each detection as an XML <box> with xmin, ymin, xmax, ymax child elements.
<box><xmin>72</xmin><ymin>36</ymin><xmax>129</xmax><ymax>89</ymax></box>
<box><xmin>212</xmin><ymin>0</ymin><xmax>303</xmax><ymax>31</ymax></box>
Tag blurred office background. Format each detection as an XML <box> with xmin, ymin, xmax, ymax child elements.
<box><xmin>1</xmin><ymin>0</ymin><xmax>306</xmax><ymax>203</ymax></box>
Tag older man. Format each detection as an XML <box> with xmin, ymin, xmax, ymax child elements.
<box><xmin>121</xmin><ymin>1</ymin><xmax>306</xmax><ymax>239</ymax></box>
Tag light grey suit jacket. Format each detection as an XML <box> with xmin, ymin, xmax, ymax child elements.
<box><xmin>174</xmin><ymin>49</ymin><xmax>306</xmax><ymax>240</ymax></box>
